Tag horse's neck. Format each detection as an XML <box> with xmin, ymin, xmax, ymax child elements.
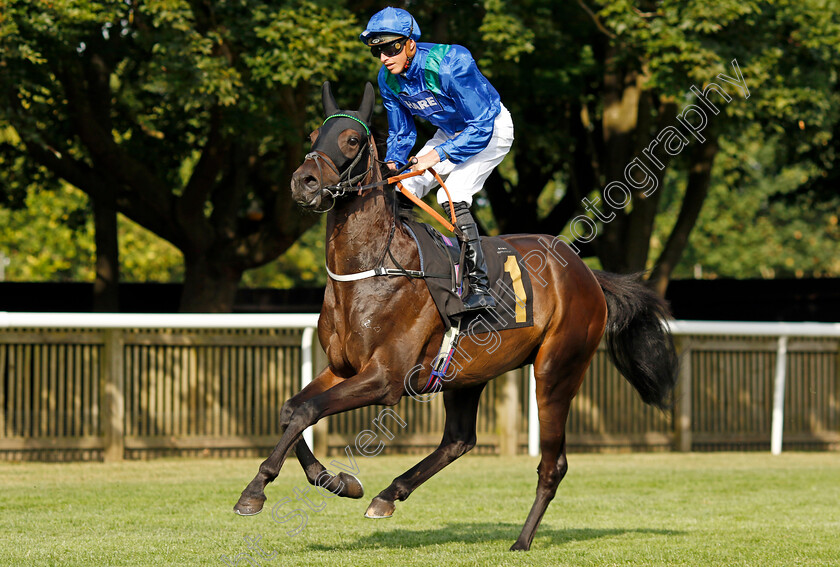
<box><xmin>325</xmin><ymin>186</ymin><xmax>397</xmax><ymax>275</ymax></box>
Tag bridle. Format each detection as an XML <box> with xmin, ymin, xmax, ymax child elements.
<box><xmin>302</xmin><ymin>114</ymin><xmax>462</xmax><ymax>236</ymax></box>
<box><xmin>302</xmin><ymin>113</ymin><xmax>377</xmax><ymax>206</ymax></box>
<box><xmin>306</xmin><ymin>143</ymin><xmax>374</xmax><ymax>199</ymax></box>
<box><xmin>298</xmin><ymin>111</ymin><xmax>464</xmax><ymax>281</ymax></box>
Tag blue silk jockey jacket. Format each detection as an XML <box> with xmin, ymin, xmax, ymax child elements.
<box><xmin>378</xmin><ymin>42</ymin><xmax>502</xmax><ymax>166</ymax></box>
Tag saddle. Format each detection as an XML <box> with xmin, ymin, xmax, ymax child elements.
<box><xmin>402</xmin><ymin>219</ymin><xmax>534</xmax><ymax>333</ymax></box>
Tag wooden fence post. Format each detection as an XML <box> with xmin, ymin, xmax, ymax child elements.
<box><xmin>102</xmin><ymin>329</ymin><xmax>125</xmax><ymax>462</ymax></box>
<box><xmin>496</xmin><ymin>369</ymin><xmax>520</xmax><ymax>456</ymax></box>
<box><xmin>674</xmin><ymin>338</ymin><xmax>692</xmax><ymax>452</ymax></box>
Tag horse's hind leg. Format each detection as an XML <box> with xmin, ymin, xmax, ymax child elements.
<box><xmin>510</xmin><ymin>361</ymin><xmax>589</xmax><ymax>551</ymax></box>
<box><xmin>235</xmin><ymin>367</ymin><xmax>363</xmax><ymax>515</ymax></box>
<box><xmin>283</xmin><ymin>368</ymin><xmax>365</xmax><ymax>498</ymax></box>
<box><xmin>292</xmin><ymin>437</ymin><xmax>365</xmax><ymax>498</ymax></box>
<box><xmin>365</xmin><ymin>383</ymin><xmax>486</xmax><ymax>518</ymax></box>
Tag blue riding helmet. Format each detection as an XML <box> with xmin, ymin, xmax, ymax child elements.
<box><xmin>359</xmin><ymin>7</ymin><xmax>421</xmax><ymax>45</ymax></box>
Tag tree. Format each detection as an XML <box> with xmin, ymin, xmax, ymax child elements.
<box><xmin>0</xmin><ymin>181</ymin><xmax>185</xmax><ymax>284</ymax></box>
<box><xmin>650</xmin><ymin>127</ymin><xmax>840</xmax><ymax>280</ymax></box>
<box><xmin>407</xmin><ymin>0</ymin><xmax>840</xmax><ymax>294</ymax></box>
<box><xmin>0</xmin><ymin>184</ymin><xmax>94</xmax><ymax>282</ymax></box>
<box><xmin>0</xmin><ymin>0</ymin><xmax>373</xmax><ymax>311</ymax></box>
<box><xmin>773</xmin><ymin>79</ymin><xmax>840</xmax><ymax>216</ymax></box>
<box><xmin>3</xmin><ymin>1</ymin><xmax>838</xmax><ymax>306</ymax></box>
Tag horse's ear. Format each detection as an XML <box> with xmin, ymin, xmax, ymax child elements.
<box><xmin>359</xmin><ymin>82</ymin><xmax>375</xmax><ymax>124</ymax></box>
<box><xmin>322</xmin><ymin>81</ymin><xmax>339</xmax><ymax>117</ymax></box>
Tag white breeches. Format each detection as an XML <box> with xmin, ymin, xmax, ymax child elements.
<box><xmin>399</xmin><ymin>105</ymin><xmax>514</xmax><ymax>206</ymax></box>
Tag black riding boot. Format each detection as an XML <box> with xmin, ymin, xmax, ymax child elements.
<box><xmin>444</xmin><ymin>201</ymin><xmax>496</xmax><ymax>311</ymax></box>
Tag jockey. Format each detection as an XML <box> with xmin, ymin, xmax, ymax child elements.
<box><xmin>360</xmin><ymin>7</ymin><xmax>515</xmax><ymax>312</ymax></box>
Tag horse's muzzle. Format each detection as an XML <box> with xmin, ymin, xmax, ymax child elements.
<box><xmin>291</xmin><ymin>168</ymin><xmax>331</xmax><ymax>211</ymax></box>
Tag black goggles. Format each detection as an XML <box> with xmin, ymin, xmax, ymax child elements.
<box><xmin>370</xmin><ymin>39</ymin><xmax>406</xmax><ymax>58</ymax></box>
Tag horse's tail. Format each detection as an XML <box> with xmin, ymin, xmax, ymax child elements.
<box><xmin>593</xmin><ymin>271</ymin><xmax>679</xmax><ymax>410</ymax></box>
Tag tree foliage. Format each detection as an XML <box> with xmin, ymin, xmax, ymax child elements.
<box><xmin>651</xmin><ymin>125</ymin><xmax>840</xmax><ymax>280</ymax></box>
<box><xmin>1</xmin><ymin>0</ymin><xmax>839</xmax><ymax>308</ymax></box>
<box><xmin>0</xmin><ymin>0</ymin><xmax>373</xmax><ymax>310</ymax></box>
<box><xmin>406</xmin><ymin>0</ymin><xmax>840</xmax><ymax>293</ymax></box>
<box><xmin>0</xmin><ymin>182</ymin><xmax>183</xmax><ymax>283</ymax></box>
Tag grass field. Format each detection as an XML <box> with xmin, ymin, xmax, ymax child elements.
<box><xmin>1</xmin><ymin>452</ymin><xmax>838</xmax><ymax>566</ymax></box>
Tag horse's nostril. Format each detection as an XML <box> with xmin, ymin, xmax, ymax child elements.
<box><xmin>292</xmin><ymin>172</ymin><xmax>320</xmax><ymax>192</ymax></box>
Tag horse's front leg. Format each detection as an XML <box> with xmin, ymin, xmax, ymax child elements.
<box><xmin>234</xmin><ymin>363</ymin><xmax>395</xmax><ymax>515</ymax></box>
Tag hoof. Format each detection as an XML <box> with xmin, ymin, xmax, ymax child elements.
<box><xmin>233</xmin><ymin>494</ymin><xmax>266</xmax><ymax>516</ymax></box>
<box><xmin>364</xmin><ymin>496</ymin><xmax>395</xmax><ymax>519</ymax></box>
<box><xmin>338</xmin><ymin>472</ymin><xmax>364</xmax><ymax>499</ymax></box>
<box><xmin>314</xmin><ymin>471</ymin><xmax>365</xmax><ymax>499</ymax></box>
<box><xmin>509</xmin><ymin>540</ymin><xmax>531</xmax><ymax>552</ymax></box>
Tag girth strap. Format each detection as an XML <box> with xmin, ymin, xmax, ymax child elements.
<box><xmin>325</xmin><ymin>263</ymin><xmax>449</xmax><ymax>282</ymax></box>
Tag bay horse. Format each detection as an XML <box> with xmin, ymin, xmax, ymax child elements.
<box><xmin>234</xmin><ymin>81</ymin><xmax>679</xmax><ymax>551</ymax></box>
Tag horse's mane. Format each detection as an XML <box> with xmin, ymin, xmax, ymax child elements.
<box><xmin>370</xmin><ymin>127</ymin><xmax>417</xmax><ymax>224</ymax></box>
<box><xmin>395</xmin><ymin>192</ymin><xmax>419</xmax><ymax>223</ymax></box>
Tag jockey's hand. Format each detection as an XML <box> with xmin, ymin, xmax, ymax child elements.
<box><xmin>386</xmin><ymin>161</ymin><xmax>397</xmax><ymax>171</ymax></box>
<box><xmin>410</xmin><ymin>150</ymin><xmax>441</xmax><ymax>173</ymax></box>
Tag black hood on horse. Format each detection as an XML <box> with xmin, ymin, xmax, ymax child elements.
<box><xmin>291</xmin><ymin>82</ymin><xmax>377</xmax><ymax>211</ymax></box>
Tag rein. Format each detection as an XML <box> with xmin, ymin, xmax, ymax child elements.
<box><xmin>304</xmin><ymin>140</ymin><xmax>461</xmax><ymax>237</ymax></box>
<box><xmin>301</xmin><ymin>114</ymin><xmax>464</xmax><ymax>282</ymax></box>
<box><xmin>321</xmin><ymin>164</ymin><xmax>462</xmax><ymax>236</ymax></box>
<box><xmin>386</xmin><ymin>169</ymin><xmax>461</xmax><ymax>236</ymax></box>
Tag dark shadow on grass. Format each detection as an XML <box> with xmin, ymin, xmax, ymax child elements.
<box><xmin>306</xmin><ymin>522</ymin><xmax>683</xmax><ymax>551</ymax></box>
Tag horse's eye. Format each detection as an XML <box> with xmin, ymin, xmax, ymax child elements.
<box><xmin>348</xmin><ymin>137</ymin><xmax>360</xmax><ymax>147</ymax></box>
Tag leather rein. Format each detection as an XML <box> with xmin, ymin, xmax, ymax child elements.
<box><xmin>302</xmin><ymin>115</ymin><xmax>463</xmax><ymax>281</ymax></box>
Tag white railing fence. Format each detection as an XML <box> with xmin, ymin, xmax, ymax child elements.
<box><xmin>529</xmin><ymin>321</ymin><xmax>840</xmax><ymax>456</ymax></box>
<box><xmin>2</xmin><ymin>314</ymin><xmax>838</xmax><ymax>459</ymax></box>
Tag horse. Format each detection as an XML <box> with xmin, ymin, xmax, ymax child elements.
<box><xmin>234</xmin><ymin>81</ymin><xmax>679</xmax><ymax>552</ymax></box>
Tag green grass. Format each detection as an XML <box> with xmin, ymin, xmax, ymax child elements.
<box><xmin>1</xmin><ymin>453</ymin><xmax>838</xmax><ymax>566</ymax></box>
